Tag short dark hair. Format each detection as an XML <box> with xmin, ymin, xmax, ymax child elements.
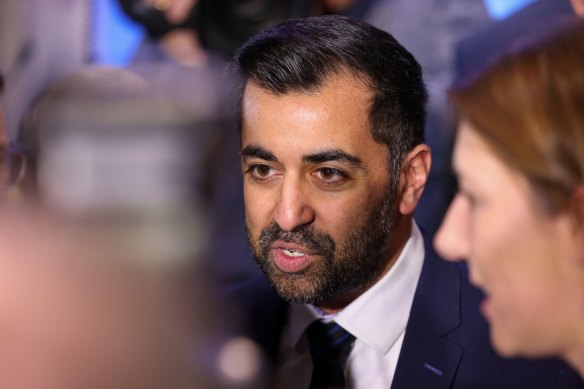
<box><xmin>230</xmin><ymin>15</ymin><xmax>427</xmax><ymax>175</ymax></box>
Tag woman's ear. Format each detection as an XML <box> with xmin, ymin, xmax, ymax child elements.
<box><xmin>398</xmin><ymin>144</ymin><xmax>431</xmax><ymax>215</ymax></box>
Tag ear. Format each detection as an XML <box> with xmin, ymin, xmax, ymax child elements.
<box><xmin>398</xmin><ymin>144</ymin><xmax>431</xmax><ymax>215</ymax></box>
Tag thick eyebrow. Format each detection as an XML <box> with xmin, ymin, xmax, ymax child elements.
<box><xmin>241</xmin><ymin>144</ymin><xmax>278</xmax><ymax>162</ymax></box>
<box><xmin>303</xmin><ymin>149</ymin><xmax>364</xmax><ymax>170</ymax></box>
<box><xmin>241</xmin><ymin>145</ymin><xmax>365</xmax><ymax>171</ymax></box>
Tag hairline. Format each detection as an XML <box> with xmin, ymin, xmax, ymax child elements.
<box><xmin>237</xmin><ymin>67</ymin><xmax>401</xmax><ymax>172</ymax></box>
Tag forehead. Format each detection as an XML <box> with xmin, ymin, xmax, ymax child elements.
<box><xmin>453</xmin><ymin>121</ymin><xmax>501</xmax><ymax>182</ymax></box>
<box><xmin>241</xmin><ymin>73</ymin><xmax>379</xmax><ymax>157</ymax></box>
<box><xmin>454</xmin><ymin>121</ymin><xmax>528</xmax><ymax>194</ymax></box>
<box><xmin>453</xmin><ymin>121</ymin><xmax>488</xmax><ymax>169</ymax></box>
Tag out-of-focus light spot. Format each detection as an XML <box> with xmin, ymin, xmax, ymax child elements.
<box><xmin>484</xmin><ymin>0</ymin><xmax>536</xmax><ymax>20</ymax></box>
<box><xmin>94</xmin><ymin>0</ymin><xmax>145</xmax><ymax>66</ymax></box>
<box><xmin>218</xmin><ymin>337</ymin><xmax>262</xmax><ymax>383</ymax></box>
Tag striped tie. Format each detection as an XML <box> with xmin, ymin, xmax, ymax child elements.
<box><xmin>306</xmin><ymin>320</ymin><xmax>356</xmax><ymax>389</ymax></box>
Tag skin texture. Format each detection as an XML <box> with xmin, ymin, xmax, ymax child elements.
<box><xmin>241</xmin><ymin>72</ymin><xmax>430</xmax><ymax>313</ymax></box>
<box><xmin>434</xmin><ymin>121</ymin><xmax>584</xmax><ymax>367</ymax></box>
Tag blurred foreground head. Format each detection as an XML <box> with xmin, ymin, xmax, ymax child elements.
<box><xmin>0</xmin><ymin>209</ymin><xmax>266</xmax><ymax>388</ymax></box>
<box><xmin>20</xmin><ymin>65</ymin><xmax>226</xmax><ymax>267</ymax></box>
<box><xmin>435</xmin><ymin>20</ymin><xmax>584</xmax><ymax>376</ymax></box>
<box><xmin>22</xmin><ymin>66</ymin><xmax>213</xmax><ymax>211</ymax></box>
<box><xmin>0</xmin><ymin>210</ymin><xmax>196</xmax><ymax>388</ymax></box>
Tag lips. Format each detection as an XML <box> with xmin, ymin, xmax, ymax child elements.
<box><xmin>271</xmin><ymin>242</ymin><xmax>317</xmax><ymax>273</ymax></box>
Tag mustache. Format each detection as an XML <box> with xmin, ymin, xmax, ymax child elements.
<box><xmin>258</xmin><ymin>222</ymin><xmax>335</xmax><ymax>255</ymax></box>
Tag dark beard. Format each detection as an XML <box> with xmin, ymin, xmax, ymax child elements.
<box><xmin>246</xmin><ymin>183</ymin><xmax>396</xmax><ymax>306</ymax></box>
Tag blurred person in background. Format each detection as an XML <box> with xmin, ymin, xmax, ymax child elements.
<box><xmin>118</xmin><ymin>0</ymin><xmax>208</xmax><ymax>67</ymax></box>
<box><xmin>118</xmin><ymin>0</ymin><xmax>313</xmax><ymax>64</ymax></box>
<box><xmin>18</xmin><ymin>65</ymin><xmax>221</xmax><ymax>268</ymax></box>
<box><xmin>435</xmin><ymin>20</ymin><xmax>584</xmax><ymax>378</ymax></box>
<box><xmin>117</xmin><ymin>0</ymin><xmax>382</xmax><ymax>65</ymax></box>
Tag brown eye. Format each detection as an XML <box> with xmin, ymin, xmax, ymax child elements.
<box><xmin>255</xmin><ymin>165</ymin><xmax>272</xmax><ymax>178</ymax></box>
<box><xmin>314</xmin><ymin>167</ymin><xmax>348</xmax><ymax>186</ymax></box>
<box><xmin>320</xmin><ymin>168</ymin><xmax>337</xmax><ymax>180</ymax></box>
<box><xmin>247</xmin><ymin>164</ymin><xmax>279</xmax><ymax>182</ymax></box>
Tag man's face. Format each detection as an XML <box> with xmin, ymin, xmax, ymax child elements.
<box><xmin>241</xmin><ymin>73</ymin><xmax>398</xmax><ymax>310</ymax></box>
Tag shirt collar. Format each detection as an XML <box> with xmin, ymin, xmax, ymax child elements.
<box><xmin>286</xmin><ymin>222</ymin><xmax>425</xmax><ymax>354</ymax></box>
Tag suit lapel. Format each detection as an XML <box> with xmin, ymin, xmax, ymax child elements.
<box><xmin>391</xmin><ymin>238</ymin><xmax>464</xmax><ymax>389</ymax></box>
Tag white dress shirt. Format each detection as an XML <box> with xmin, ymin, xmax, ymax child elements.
<box><xmin>274</xmin><ymin>222</ymin><xmax>425</xmax><ymax>389</ymax></box>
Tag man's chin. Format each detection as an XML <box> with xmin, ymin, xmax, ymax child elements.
<box><xmin>264</xmin><ymin>271</ymin><xmax>323</xmax><ymax>305</ymax></box>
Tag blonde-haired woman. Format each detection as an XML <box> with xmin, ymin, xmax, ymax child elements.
<box><xmin>435</xmin><ymin>20</ymin><xmax>584</xmax><ymax>378</ymax></box>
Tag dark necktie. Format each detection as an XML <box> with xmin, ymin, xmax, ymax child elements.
<box><xmin>306</xmin><ymin>320</ymin><xmax>356</xmax><ymax>389</ymax></box>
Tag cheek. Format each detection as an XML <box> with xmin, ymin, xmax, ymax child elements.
<box><xmin>473</xmin><ymin>209</ymin><xmax>557</xmax><ymax>290</ymax></box>
<box><xmin>489</xmin><ymin>273</ymin><xmax>563</xmax><ymax>358</ymax></box>
<box><xmin>243</xmin><ymin>186</ymin><xmax>272</xmax><ymax>233</ymax></box>
<box><xmin>468</xmin><ymin>209</ymin><xmax>539</xmax><ymax>324</ymax></box>
<box><xmin>314</xmin><ymin>188</ymin><xmax>382</xmax><ymax>238</ymax></box>
<box><xmin>472</xmin><ymin>210</ymin><xmax>565</xmax><ymax>343</ymax></box>
<box><xmin>470</xmin><ymin>204</ymin><xmax>531</xmax><ymax>279</ymax></box>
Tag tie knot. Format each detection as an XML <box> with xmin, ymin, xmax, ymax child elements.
<box><xmin>306</xmin><ymin>320</ymin><xmax>355</xmax><ymax>388</ymax></box>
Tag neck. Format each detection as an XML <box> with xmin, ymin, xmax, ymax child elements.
<box><xmin>380</xmin><ymin>214</ymin><xmax>412</xmax><ymax>276</ymax></box>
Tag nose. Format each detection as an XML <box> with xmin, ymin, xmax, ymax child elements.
<box><xmin>272</xmin><ymin>176</ymin><xmax>316</xmax><ymax>232</ymax></box>
<box><xmin>434</xmin><ymin>193</ymin><xmax>470</xmax><ymax>262</ymax></box>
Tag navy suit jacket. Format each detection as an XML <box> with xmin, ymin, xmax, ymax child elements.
<box><xmin>454</xmin><ymin>0</ymin><xmax>575</xmax><ymax>83</ymax></box>
<box><xmin>230</xmin><ymin>237</ymin><xmax>583</xmax><ymax>388</ymax></box>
